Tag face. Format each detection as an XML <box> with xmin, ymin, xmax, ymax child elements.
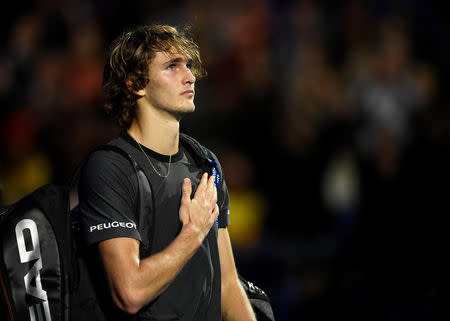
<box><xmin>139</xmin><ymin>50</ymin><xmax>196</xmax><ymax>117</ymax></box>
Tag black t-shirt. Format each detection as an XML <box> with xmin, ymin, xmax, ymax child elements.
<box><xmin>78</xmin><ymin>131</ymin><xmax>230</xmax><ymax>321</ymax></box>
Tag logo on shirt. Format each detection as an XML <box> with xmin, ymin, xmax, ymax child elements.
<box><xmin>89</xmin><ymin>221</ymin><xmax>137</xmax><ymax>232</ymax></box>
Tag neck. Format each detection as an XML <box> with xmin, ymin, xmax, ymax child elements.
<box><xmin>128</xmin><ymin>106</ymin><xmax>180</xmax><ymax>156</ymax></box>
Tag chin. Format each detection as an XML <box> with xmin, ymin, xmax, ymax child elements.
<box><xmin>174</xmin><ymin>104</ymin><xmax>195</xmax><ymax>118</ymax></box>
<box><xmin>182</xmin><ymin>103</ymin><xmax>196</xmax><ymax>113</ymax></box>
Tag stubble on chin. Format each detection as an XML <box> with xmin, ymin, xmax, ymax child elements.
<box><xmin>173</xmin><ymin>102</ymin><xmax>195</xmax><ymax>120</ymax></box>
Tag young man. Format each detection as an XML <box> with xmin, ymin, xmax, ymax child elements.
<box><xmin>78</xmin><ymin>24</ymin><xmax>256</xmax><ymax>320</ymax></box>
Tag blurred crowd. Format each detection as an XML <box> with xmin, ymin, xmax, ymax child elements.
<box><xmin>1</xmin><ymin>0</ymin><xmax>449</xmax><ymax>320</ymax></box>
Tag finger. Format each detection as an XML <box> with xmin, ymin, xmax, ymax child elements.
<box><xmin>211</xmin><ymin>204</ymin><xmax>220</xmax><ymax>221</ymax></box>
<box><xmin>181</xmin><ymin>178</ymin><xmax>192</xmax><ymax>206</ymax></box>
<box><xmin>210</xmin><ymin>185</ymin><xmax>218</xmax><ymax>211</ymax></box>
<box><xmin>213</xmin><ymin>180</ymin><xmax>217</xmax><ymax>203</ymax></box>
<box><xmin>194</xmin><ymin>172</ymin><xmax>208</xmax><ymax>199</ymax></box>
<box><xmin>206</xmin><ymin>175</ymin><xmax>215</xmax><ymax>202</ymax></box>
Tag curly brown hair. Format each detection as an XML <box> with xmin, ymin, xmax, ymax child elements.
<box><xmin>102</xmin><ymin>24</ymin><xmax>207</xmax><ymax>129</ymax></box>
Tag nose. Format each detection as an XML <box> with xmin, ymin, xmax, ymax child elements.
<box><xmin>183</xmin><ymin>66</ymin><xmax>196</xmax><ymax>85</ymax></box>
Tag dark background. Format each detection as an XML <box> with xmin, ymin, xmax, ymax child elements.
<box><xmin>1</xmin><ymin>1</ymin><xmax>449</xmax><ymax>320</ymax></box>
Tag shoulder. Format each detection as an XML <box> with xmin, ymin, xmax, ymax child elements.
<box><xmin>83</xmin><ymin>135</ymin><xmax>134</xmax><ymax>169</ymax></box>
<box><xmin>78</xmin><ymin>145</ymin><xmax>139</xmax><ymax>205</ymax></box>
<box><xmin>179</xmin><ymin>133</ymin><xmax>227</xmax><ymax>190</ymax></box>
<box><xmin>80</xmin><ymin>143</ymin><xmax>137</xmax><ymax>188</ymax></box>
<box><xmin>180</xmin><ymin>133</ymin><xmax>223</xmax><ymax>166</ymax></box>
<box><xmin>179</xmin><ymin>133</ymin><xmax>219</xmax><ymax>160</ymax></box>
<box><xmin>85</xmin><ymin>149</ymin><xmax>133</xmax><ymax>172</ymax></box>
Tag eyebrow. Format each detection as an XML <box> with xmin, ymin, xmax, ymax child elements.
<box><xmin>164</xmin><ymin>57</ymin><xmax>193</xmax><ymax>66</ymax></box>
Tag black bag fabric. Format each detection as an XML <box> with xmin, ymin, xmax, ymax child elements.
<box><xmin>0</xmin><ymin>184</ymin><xmax>71</xmax><ymax>321</ymax></box>
<box><xmin>239</xmin><ymin>275</ymin><xmax>275</xmax><ymax>321</ymax></box>
<box><xmin>0</xmin><ymin>144</ymin><xmax>145</xmax><ymax>321</ymax></box>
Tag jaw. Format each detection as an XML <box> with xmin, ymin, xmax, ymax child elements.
<box><xmin>137</xmin><ymin>91</ymin><xmax>196</xmax><ymax>124</ymax></box>
<box><xmin>173</xmin><ymin>103</ymin><xmax>196</xmax><ymax>121</ymax></box>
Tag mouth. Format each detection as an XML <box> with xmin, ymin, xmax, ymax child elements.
<box><xmin>181</xmin><ymin>89</ymin><xmax>194</xmax><ymax>97</ymax></box>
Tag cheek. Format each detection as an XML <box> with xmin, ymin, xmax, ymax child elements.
<box><xmin>146</xmin><ymin>82</ymin><xmax>177</xmax><ymax>107</ymax></box>
<box><xmin>146</xmin><ymin>78</ymin><xmax>167</xmax><ymax>97</ymax></box>
<box><xmin>150</xmin><ymin>76</ymin><xmax>173</xmax><ymax>94</ymax></box>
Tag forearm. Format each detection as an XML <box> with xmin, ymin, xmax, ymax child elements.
<box><xmin>222</xmin><ymin>277</ymin><xmax>256</xmax><ymax>321</ymax></box>
<box><xmin>135</xmin><ymin>225</ymin><xmax>203</xmax><ymax>302</ymax></box>
<box><xmin>218</xmin><ymin>228</ymin><xmax>256</xmax><ymax>321</ymax></box>
<box><xmin>101</xmin><ymin>225</ymin><xmax>203</xmax><ymax>314</ymax></box>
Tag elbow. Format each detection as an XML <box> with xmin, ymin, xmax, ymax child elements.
<box><xmin>112</xmin><ymin>287</ymin><xmax>151</xmax><ymax>315</ymax></box>
<box><xmin>117</xmin><ymin>302</ymin><xmax>141</xmax><ymax>315</ymax></box>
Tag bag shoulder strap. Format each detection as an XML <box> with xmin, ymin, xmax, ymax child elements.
<box><xmin>69</xmin><ymin>143</ymin><xmax>138</xmax><ymax>187</ymax></box>
<box><xmin>180</xmin><ymin>133</ymin><xmax>223</xmax><ymax>187</ymax></box>
<box><xmin>71</xmin><ymin>143</ymin><xmax>154</xmax><ymax>254</ymax></box>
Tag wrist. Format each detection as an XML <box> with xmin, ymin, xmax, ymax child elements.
<box><xmin>179</xmin><ymin>223</ymin><xmax>204</xmax><ymax>248</ymax></box>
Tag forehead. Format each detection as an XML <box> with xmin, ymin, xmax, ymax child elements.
<box><xmin>151</xmin><ymin>50</ymin><xmax>191</xmax><ymax>64</ymax></box>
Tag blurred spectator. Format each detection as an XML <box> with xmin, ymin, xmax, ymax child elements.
<box><xmin>222</xmin><ymin>148</ymin><xmax>267</xmax><ymax>249</ymax></box>
<box><xmin>347</xmin><ymin>18</ymin><xmax>435</xmax><ymax>159</ymax></box>
<box><xmin>0</xmin><ymin>109</ymin><xmax>52</xmax><ymax>205</ymax></box>
<box><xmin>0</xmin><ymin>12</ymin><xmax>44</xmax><ymax>113</ymax></box>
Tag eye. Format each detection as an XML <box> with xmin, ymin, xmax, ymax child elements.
<box><xmin>186</xmin><ymin>63</ymin><xmax>192</xmax><ymax>69</ymax></box>
<box><xmin>168</xmin><ymin>64</ymin><xmax>175</xmax><ymax>70</ymax></box>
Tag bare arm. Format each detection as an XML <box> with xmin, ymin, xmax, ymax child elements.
<box><xmin>219</xmin><ymin>228</ymin><xmax>256</xmax><ymax>321</ymax></box>
<box><xmin>97</xmin><ymin>173</ymin><xmax>219</xmax><ymax>314</ymax></box>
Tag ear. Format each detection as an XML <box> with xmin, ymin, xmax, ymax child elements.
<box><xmin>126</xmin><ymin>79</ymin><xmax>146</xmax><ymax>97</ymax></box>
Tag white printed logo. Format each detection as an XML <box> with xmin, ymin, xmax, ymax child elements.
<box><xmin>15</xmin><ymin>218</ymin><xmax>52</xmax><ymax>321</ymax></box>
<box><xmin>89</xmin><ymin>221</ymin><xmax>137</xmax><ymax>232</ymax></box>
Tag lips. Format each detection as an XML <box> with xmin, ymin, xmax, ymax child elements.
<box><xmin>181</xmin><ymin>89</ymin><xmax>194</xmax><ymax>96</ymax></box>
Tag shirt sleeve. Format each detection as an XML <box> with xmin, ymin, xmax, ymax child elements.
<box><xmin>217</xmin><ymin>178</ymin><xmax>230</xmax><ymax>228</ymax></box>
<box><xmin>78</xmin><ymin>150</ymin><xmax>141</xmax><ymax>247</ymax></box>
